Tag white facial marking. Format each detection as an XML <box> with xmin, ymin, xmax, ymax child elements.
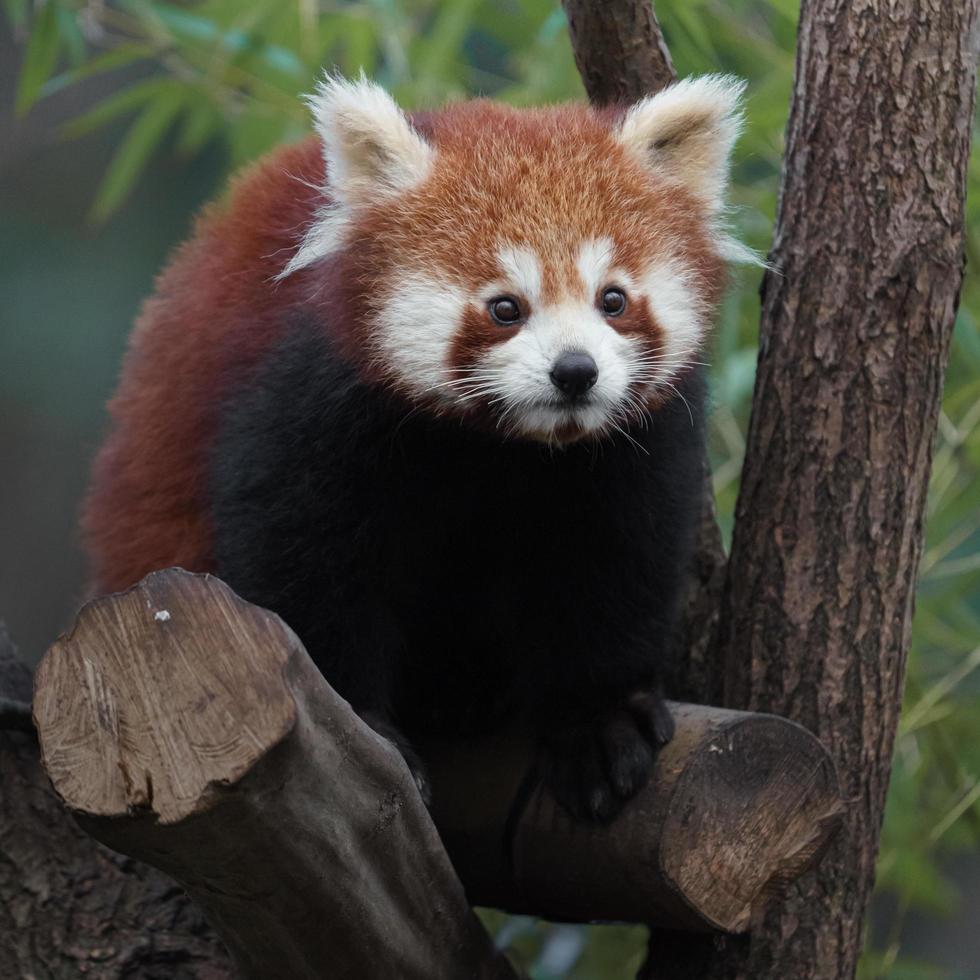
<box><xmin>461</xmin><ymin>242</ymin><xmax>706</xmax><ymax>442</ymax></box>
<box><xmin>494</xmin><ymin>246</ymin><xmax>543</xmax><ymax>306</ymax></box>
<box><xmin>576</xmin><ymin>237</ymin><xmax>615</xmax><ymax>298</ymax></box>
<box><xmin>476</xmin><ymin>300</ymin><xmax>636</xmax><ymax>442</ymax></box>
<box><xmin>370</xmin><ymin>247</ymin><xmax>706</xmax><ymax>445</ymax></box>
<box><xmin>374</xmin><ymin>271</ymin><xmax>465</xmax><ymax>397</ymax></box>
<box><xmin>641</xmin><ymin>260</ymin><xmax>705</xmax><ymax>378</ymax></box>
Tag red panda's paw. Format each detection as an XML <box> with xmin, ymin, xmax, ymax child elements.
<box><xmin>542</xmin><ymin>694</ymin><xmax>674</xmax><ymax>824</ymax></box>
<box><xmin>360</xmin><ymin>710</ymin><xmax>432</xmax><ymax>805</ymax></box>
<box><xmin>628</xmin><ymin>688</ymin><xmax>676</xmax><ymax>750</ymax></box>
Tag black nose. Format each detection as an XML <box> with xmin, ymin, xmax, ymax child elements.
<box><xmin>550</xmin><ymin>351</ymin><xmax>598</xmax><ymax>398</ymax></box>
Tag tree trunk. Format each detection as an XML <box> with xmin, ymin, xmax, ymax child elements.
<box><xmin>707</xmin><ymin>1</ymin><xmax>980</xmax><ymax>976</ymax></box>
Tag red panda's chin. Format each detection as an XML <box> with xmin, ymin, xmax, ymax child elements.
<box><xmin>506</xmin><ymin>401</ymin><xmax>615</xmax><ymax>445</ymax></box>
<box><xmin>549</xmin><ymin>420</ymin><xmax>592</xmax><ymax>445</ymax></box>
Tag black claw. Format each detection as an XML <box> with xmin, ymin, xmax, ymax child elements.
<box><xmin>631</xmin><ymin>691</ymin><xmax>676</xmax><ymax>747</ymax></box>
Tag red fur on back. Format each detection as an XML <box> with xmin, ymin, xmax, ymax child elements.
<box><xmin>82</xmin><ymin>138</ymin><xmax>325</xmax><ymax>592</ymax></box>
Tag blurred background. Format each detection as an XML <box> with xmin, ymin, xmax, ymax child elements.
<box><xmin>1</xmin><ymin>1</ymin><xmax>978</xmax><ymax>976</ymax></box>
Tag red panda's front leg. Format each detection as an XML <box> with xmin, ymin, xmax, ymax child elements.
<box><xmin>539</xmin><ymin>688</ymin><xmax>675</xmax><ymax>824</ymax></box>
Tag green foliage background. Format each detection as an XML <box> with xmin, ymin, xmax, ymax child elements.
<box><xmin>5</xmin><ymin>1</ymin><xmax>978</xmax><ymax>976</ymax></box>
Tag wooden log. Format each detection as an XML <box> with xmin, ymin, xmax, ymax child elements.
<box><xmin>34</xmin><ymin>569</ymin><xmax>844</xmax><ymax>953</ymax></box>
<box><xmin>0</xmin><ymin>620</ymin><xmax>234</xmax><ymax>979</ymax></box>
<box><xmin>33</xmin><ymin>571</ymin><xmax>518</xmax><ymax>980</ymax></box>
<box><xmin>424</xmin><ymin>703</ymin><xmax>843</xmax><ymax>932</ymax></box>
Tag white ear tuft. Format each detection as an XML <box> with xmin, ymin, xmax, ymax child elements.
<box><xmin>309</xmin><ymin>72</ymin><xmax>434</xmax><ymax>207</ymax></box>
<box><xmin>278</xmin><ymin>74</ymin><xmax>434</xmax><ymax>279</ymax></box>
<box><xmin>615</xmin><ymin>75</ymin><xmax>745</xmax><ymax>214</ymax></box>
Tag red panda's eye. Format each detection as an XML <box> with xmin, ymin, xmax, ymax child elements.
<box><xmin>488</xmin><ymin>296</ymin><xmax>523</xmax><ymax>326</ymax></box>
<box><xmin>601</xmin><ymin>287</ymin><xmax>627</xmax><ymax>317</ymax></box>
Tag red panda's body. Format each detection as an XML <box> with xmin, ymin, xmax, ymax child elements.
<box><xmin>83</xmin><ymin>77</ymin><xmax>748</xmax><ymax>821</ymax></box>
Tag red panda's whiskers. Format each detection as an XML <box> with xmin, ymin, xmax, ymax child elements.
<box><xmin>426</xmin><ymin>374</ymin><xmax>499</xmax><ymax>391</ymax></box>
<box><xmin>607</xmin><ymin>418</ymin><xmax>650</xmax><ymax>456</ymax></box>
<box><xmin>658</xmin><ymin>381</ymin><xmax>696</xmax><ymax>427</ymax></box>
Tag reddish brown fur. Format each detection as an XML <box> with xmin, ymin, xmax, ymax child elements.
<box><xmin>84</xmin><ymin>100</ymin><xmax>727</xmax><ymax>593</ymax></box>
<box><xmin>349</xmin><ymin>101</ymin><xmax>724</xmax><ymax>311</ymax></box>
<box><xmin>82</xmin><ymin>139</ymin><xmax>327</xmax><ymax>592</ymax></box>
<box><xmin>324</xmin><ymin>101</ymin><xmax>724</xmax><ymax>419</ymax></box>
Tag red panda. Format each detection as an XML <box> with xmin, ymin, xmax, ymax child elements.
<box><xmin>82</xmin><ymin>75</ymin><xmax>749</xmax><ymax>821</ymax></box>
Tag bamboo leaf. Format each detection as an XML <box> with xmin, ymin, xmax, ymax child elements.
<box><xmin>413</xmin><ymin>0</ymin><xmax>479</xmax><ymax>90</ymax></box>
<box><xmin>15</xmin><ymin>0</ymin><xmax>62</xmax><ymax>115</ymax></box>
<box><xmin>174</xmin><ymin>96</ymin><xmax>220</xmax><ymax>156</ymax></box>
<box><xmin>61</xmin><ymin>78</ymin><xmax>178</xmax><ymax>139</ymax></box>
<box><xmin>44</xmin><ymin>44</ymin><xmax>156</xmax><ymax>96</ymax></box>
<box><xmin>54</xmin><ymin>5</ymin><xmax>86</xmax><ymax>67</ymax></box>
<box><xmin>90</xmin><ymin>92</ymin><xmax>183</xmax><ymax>220</ymax></box>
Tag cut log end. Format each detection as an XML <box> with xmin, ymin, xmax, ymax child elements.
<box><xmin>658</xmin><ymin>710</ymin><xmax>845</xmax><ymax>931</ymax></box>
<box><xmin>35</xmin><ymin>570</ymin><xmax>516</xmax><ymax>980</ymax></box>
<box><xmin>34</xmin><ymin>570</ymin><xmax>299</xmax><ymax>824</ymax></box>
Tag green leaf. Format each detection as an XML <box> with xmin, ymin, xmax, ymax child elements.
<box><xmin>145</xmin><ymin>2</ymin><xmax>305</xmax><ymax>78</ymax></box>
<box><xmin>15</xmin><ymin>0</ymin><xmax>62</xmax><ymax>115</ymax></box>
<box><xmin>54</xmin><ymin>5</ymin><xmax>86</xmax><ymax>67</ymax></box>
<box><xmin>332</xmin><ymin>13</ymin><xmax>380</xmax><ymax>78</ymax></box>
<box><xmin>174</xmin><ymin>96</ymin><xmax>220</xmax><ymax>156</ymax></box>
<box><xmin>90</xmin><ymin>91</ymin><xmax>183</xmax><ymax>220</ymax></box>
<box><xmin>413</xmin><ymin>0</ymin><xmax>479</xmax><ymax>93</ymax></box>
<box><xmin>44</xmin><ymin>43</ymin><xmax>156</xmax><ymax>96</ymax></box>
<box><xmin>61</xmin><ymin>78</ymin><xmax>177</xmax><ymax>139</ymax></box>
<box><xmin>226</xmin><ymin>103</ymin><xmax>284</xmax><ymax>169</ymax></box>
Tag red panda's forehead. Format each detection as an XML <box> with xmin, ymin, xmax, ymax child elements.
<box><xmin>365</xmin><ymin>102</ymin><xmax>713</xmax><ymax>301</ymax></box>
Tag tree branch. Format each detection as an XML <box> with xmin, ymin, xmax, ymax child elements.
<box><xmin>562</xmin><ymin>0</ymin><xmax>675</xmax><ymax>103</ymax></box>
<box><xmin>33</xmin><ymin>568</ymin><xmax>844</xmax><ymax>973</ymax></box>
<box><xmin>34</xmin><ymin>571</ymin><xmax>517</xmax><ymax>980</ymax></box>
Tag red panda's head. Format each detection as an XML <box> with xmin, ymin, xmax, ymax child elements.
<box><xmin>281</xmin><ymin>75</ymin><xmax>752</xmax><ymax>444</ymax></box>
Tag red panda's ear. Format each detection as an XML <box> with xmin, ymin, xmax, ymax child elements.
<box><xmin>615</xmin><ymin>75</ymin><xmax>745</xmax><ymax>215</ymax></box>
<box><xmin>278</xmin><ymin>75</ymin><xmax>434</xmax><ymax>278</ymax></box>
<box><xmin>310</xmin><ymin>74</ymin><xmax>434</xmax><ymax>208</ymax></box>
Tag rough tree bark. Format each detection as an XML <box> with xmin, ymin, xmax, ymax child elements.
<box><xmin>562</xmin><ymin>0</ymin><xmax>675</xmax><ymax>103</ymax></box>
<box><xmin>708</xmin><ymin>1</ymin><xmax>980</xmax><ymax>977</ymax></box>
<box><xmin>565</xmin><ymin>1</ymin><xmax>979</xmax><ymax>978</ymax></box>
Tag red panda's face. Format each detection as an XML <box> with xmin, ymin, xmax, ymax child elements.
<box><xmin>283</xmin><ymin>77</ymin><xmax>753</xmax><ymax>444</ymax></box>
